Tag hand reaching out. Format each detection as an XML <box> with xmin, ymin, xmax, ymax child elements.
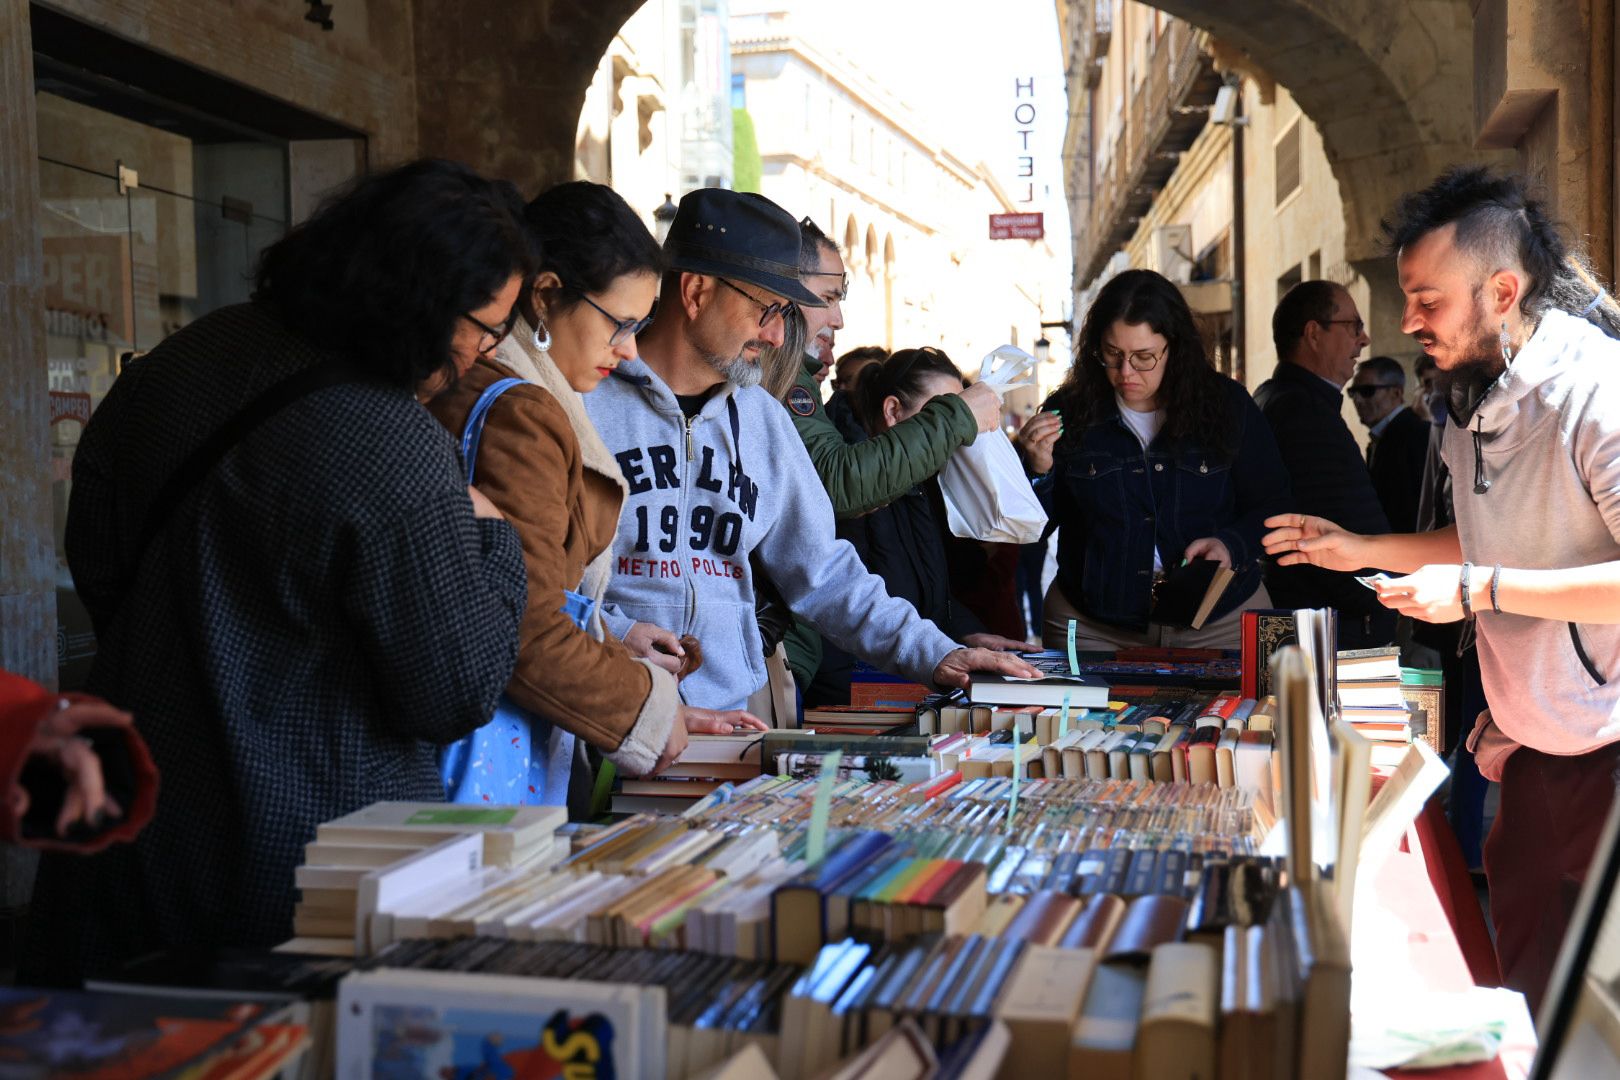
<box><xmin>1261</xmin><ymin>513</ymin><xmax>1370</xmax><ymax>572</ymax></box>
<box><xmin>639</xmin><ymin>707</ymin><xmax>770</xmax><ymax>777</ymax></box>
<box><xmin>13</xmin><ymin>699</ymin><xmax>132</xmax><ymax>838</ymax></box>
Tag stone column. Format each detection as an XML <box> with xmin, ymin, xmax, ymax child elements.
<box><xmin>0</xmin><ymin>0</ymin><xmax>49</xmax><ymax>918</ymax></box>
<box><xmin>0</xmin><ymin>0</ymin><xmax>55</xmax><ymax>687</ymax></box>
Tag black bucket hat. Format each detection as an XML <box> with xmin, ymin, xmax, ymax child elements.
<box><xmin>663</xmin><ymin>189</ymin><xmax>826</xmax><ymax>308</ymax></box>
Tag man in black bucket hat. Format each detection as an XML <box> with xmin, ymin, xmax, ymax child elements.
<box><xmin>584</xmin><ymin>188</ymin><xmax>1037</xmax><ymax>712</ymax></box>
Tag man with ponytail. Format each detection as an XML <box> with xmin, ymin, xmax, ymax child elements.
<box><xmin>1262</xmin><ymin>166</ymin><xmax>1620</xmax><ymax>1010</ymax></box>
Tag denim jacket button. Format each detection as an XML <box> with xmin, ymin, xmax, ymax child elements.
<box><xmin>1153</xmin><ymin>463</ymin><xmax>1164</xmax><ymax>472</ymax></box>
<box><xmin>1199</xmin><ymin>462</ymin><xmax>1209</xmax><ymax>474</ymax></box>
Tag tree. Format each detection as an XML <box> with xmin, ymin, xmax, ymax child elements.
<box><xmin>733</xmin><ymin>108</ymin><xmax>762</xmax><ymax>194</ymax></box>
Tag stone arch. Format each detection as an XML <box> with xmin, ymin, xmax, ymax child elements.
<box><xmin>1141</xmin><ymin>0</ymin><xmax>1510</xmax><ymax>361</ymax></box>
<box><xmin>864</xmin><ymin>224</ymin><xmax>879</xmax><ymax>278</ymax></box>
<box><xmin>844</xmin><ymin>214</ymin><xmax>861</xmax><ymax>271</ymax></box>
<box><xmin>414</xmin><ymin>0</ymin><xmax>649</xmax><ymax>192</ymax></box>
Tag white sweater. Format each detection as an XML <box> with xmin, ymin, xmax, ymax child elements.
<box><xmin>1446</xmin><ymin>309</ymin><xmax>1620</xmax><ymax>755</ymax></box>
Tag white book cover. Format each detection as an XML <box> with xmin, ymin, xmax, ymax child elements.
<box><xmin>336</xmin><ymin>968</ymin><xmax>664</xmax><ymax>1078</ymax></box>
<box><xmin>317</xmin><ymin>802</ymin><xmax>563</xmax><ymax>865</ymax></box>
<box><xmin>355</xmin><ymin>833</ymin><xmax>483</xmax><ymax>953</ymax></box>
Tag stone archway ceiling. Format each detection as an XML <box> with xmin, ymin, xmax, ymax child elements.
<box><xmin>413</xmin><ymin>0</ymin><xmax>651</xmax><ymax>194</ymax></box>
<box><xmin>1147</xmin><ymin>0</ymin><xmax>1492</xmax><ymax>263</ymax></box>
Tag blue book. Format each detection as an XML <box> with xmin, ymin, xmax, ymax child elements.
<box><xmin>771</xmin><ymin>831</ymin><xmax>894</xmax><ymax>965</ymax></box>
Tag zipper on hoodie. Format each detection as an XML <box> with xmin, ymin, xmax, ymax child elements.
<box><xmin>679</xmin><ymin>412</ymin><xmax>699</xmax><ymax>631</ymax></box>
<box><xmin>1569</xmin><ymin>623</ymin><xmax>1608</xmax><ymax>685</ymax></box>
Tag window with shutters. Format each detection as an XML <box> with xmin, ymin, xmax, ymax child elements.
<box><xmin>1275</xmin><ymin>119</ymin><xmax>1301</xmax><ymax>206</ymax></box>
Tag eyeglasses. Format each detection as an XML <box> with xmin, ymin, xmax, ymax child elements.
<box><xmin>716</xmin><ymin>277</ymin><xmax>795</xmax><ymax>327</ymax></box>
<box><xmin>462</xmin><ymin>309</ymin><xmax>517</xmax><ymax>350</ymax></box>
<box><xmin>1347</xmin><ymin>384</ymin><xmax>1399</xmax><ymax>399</ymax></box>
<box><xmin>1322</xmin><ymin>317</ymin><xmax>1366</xmax><ymax>336</ymax></box>
<box><xmin>578</xmin><ymin>292</ymin><xmax>657</xmax><ymax>346</ymax></box>
<box><xmin>1096</xmin><ymin>345</ymin><xmax>1167</xmax><ymax>372</ymax></box>
<box><xmin>798</xmin><ymin>218</ymin><xmax>850</xmax><ymax>297</ymax></box>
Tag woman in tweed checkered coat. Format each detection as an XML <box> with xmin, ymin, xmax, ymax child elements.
<box><xmin>24</xmin><ymin>160</ymin><xmax>537</xmax><ymax>982</ymax></box>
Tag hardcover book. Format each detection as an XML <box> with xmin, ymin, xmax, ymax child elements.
<box><xmin>1240</xmin><ymin>610</ymin><xmax>1297</xmax><ymax>700</ymax></box>
<box><xmin>967</xmin><ymin>670</ymin><xmax>1110</xmax><ymax>709</ymax></box>
<box><xmin>1149</xmin><ymin>558</ymin><xmax>1236</xmax><ymax>631</ymax></box>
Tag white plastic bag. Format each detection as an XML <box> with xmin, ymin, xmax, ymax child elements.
<box><xmin>975</xmin><ymin>344</ymin><xmax>1040</xmax><ymax>397</ymax></box>
<box><xmin>938</xmin><ymin>345</ymin><xmax>1050</xmax><ymax>544</ymax></box>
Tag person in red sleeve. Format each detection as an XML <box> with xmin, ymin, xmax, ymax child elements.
<box><xmin>0</xmin><ymin>670</ymin><xmax>155</xmax><ymax>851</ymax></box>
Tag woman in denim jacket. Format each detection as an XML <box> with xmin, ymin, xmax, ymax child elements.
<box><xmin>1024</xmin><ymin>270</ymin><xmax>1290</xmax><ymax>650</ymax></box>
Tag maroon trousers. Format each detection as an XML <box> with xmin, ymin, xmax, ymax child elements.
<box><xmin>1483</xmin><ymin>740</ymin><xmax>1620</xmax><ymax>1015</ymax></box>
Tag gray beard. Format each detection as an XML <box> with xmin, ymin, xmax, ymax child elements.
<box><xmin>705</xmin><ymin>352</ymin><xmax>763</xmax><ymax>388</ymax></box>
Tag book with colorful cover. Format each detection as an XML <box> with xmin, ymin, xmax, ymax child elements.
<box><xmin>336</xmin><ymin>968</ymin><xmax>664</xmax><ymax>1078</ymax></box>
<box><xmin>0</xmin><ymin>987</ymin><xmax>276</xmax><ymax>1078</ymax></box>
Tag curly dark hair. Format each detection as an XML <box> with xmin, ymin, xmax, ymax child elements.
<box><xmin>852</xmin><ymin>346</ymin><xmax>962</xmax><ymax>434</ymax></box>
<box><xmin>1382</xmin><ymin>165</ymin><xmax>1620</xmax><ymax>340</ymax></box>
<box><xmin>1049</xmin><ymin>269</ymin><xmax>1233</xmax><ymax>455</ymax></box>
<box><xmin>523</xmin><ymin>180</ymin><xmax>663</xmax><ymax>320</ymax></box>
<box><xmin>253</xmin><ymin>158</ymin><xmax>536</xmax><ymax>390</ymax></box>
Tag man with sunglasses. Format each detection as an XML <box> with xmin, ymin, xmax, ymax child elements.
<box><xmin>1253</xmin><ymin>279</ymin><xmax>1395</xmax><ymax>648</ymax></box>
<box><xmin>1350</xmin><ymin>356</ymin><xmax>1429</xmax><ymax>531</ymax></box>
<box><xmin>584</xmin><ymin>189</ymin><xmax>1037</xmax><ymax>713</ymax></box>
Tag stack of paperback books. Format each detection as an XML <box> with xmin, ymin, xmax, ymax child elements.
<box><xmin>288</xmin><ymin>622</ymin><xmax>1459</xmax><ymax>1078</ymax></box>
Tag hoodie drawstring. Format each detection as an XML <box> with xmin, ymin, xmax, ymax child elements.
<box><xmin>1472</xmin><ymin>414</ymin><xmax>1491</xmax><ymax>495</ymax></box>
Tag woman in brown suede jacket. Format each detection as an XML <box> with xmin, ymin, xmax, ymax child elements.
<box><xmin>430</xmin><ymin>182</ymin><xmax>763</xmax><ymax>782</ymax></box>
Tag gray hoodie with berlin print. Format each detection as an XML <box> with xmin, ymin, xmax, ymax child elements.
<box><xmin>585</xmin><ymin>357</ymin><xmax>960</xmax><ymax>711</ymax></box>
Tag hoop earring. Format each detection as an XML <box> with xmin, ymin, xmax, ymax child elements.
<box><xmin>533</xmin><ymin>318</ymin><xmax>552</xmax><ymax>353</ymax></box>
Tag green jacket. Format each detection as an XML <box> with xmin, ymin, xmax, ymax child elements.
<box><xmin>784</xmin><ymin>357</ymin><xmax>978</xmax><ymax>518</ymax></box>
<box><xmin>781</xmin><ymin>357</ymin><xmax>976</xmax><ymax>699</ymax></box>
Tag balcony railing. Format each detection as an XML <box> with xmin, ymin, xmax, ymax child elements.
<box><xmin>1079</xmin><ymin>0</ymin><xmax>1113</xmax><ymax>89</ymax></box>
<box><xmin>1090</xmin><ymin>0</ymin><xmax>1113</xmax><ymax>57</ymax></box>
<box><xmin>1074</xmin><ymin>20</ymin><xmax>1221</xmax><ymax>285</ymax></box>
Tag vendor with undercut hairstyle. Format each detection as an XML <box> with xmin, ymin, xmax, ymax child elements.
<box><xmin>1265</xmin><ymin>166</ymin><xmax>1620</xmax><ymax>1011</ymax></box>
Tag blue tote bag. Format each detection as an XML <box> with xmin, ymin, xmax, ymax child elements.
<box><xmin>441</xmin><ymin>377</ymin><xmax>590</xmax><ymax>806</ymax></box>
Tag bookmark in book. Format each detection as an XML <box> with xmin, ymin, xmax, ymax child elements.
<box><xmin>1006</xmin><ymin>741</ymin><xmax>1024</xmax><ymax>832</ymax></box>
<box><xmin>1059</xmin><ymin>691</ymin><xmax>1073</xmax><ymax>739</ymax></box>
<box><xmin>1067</xmin><ymin>618</ymin><xmax>1080</xmax><ymax>676</ymax></box>
<box><xmin>805</xmin><ymin>749</ymin><xmax>842</xmax><ymax>866</ymax></box>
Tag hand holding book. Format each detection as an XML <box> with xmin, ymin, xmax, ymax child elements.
<box><xmin>1150</xmin><ymin>557</ymin><xmax>1236</xmax><ymax>631</ymax></box>
<box><xmin>932</xmin><ymin>649</ymin><xmax>1040</xmax><ymax>691</ymax></box>
<box><xmin>1183</xmin><ymin>536</ymin><xmax>1232</xmax><ymax>569</ymax></box>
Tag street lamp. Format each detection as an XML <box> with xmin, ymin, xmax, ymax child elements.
<box><xmin>653</xmin><ymin>193</ymin><xmax>678</xmax><ymax>244</ymax></box>
<box><xmin>1034</xmin><ymin>336</ymin><xmax>1051</xmax><ymax>364</ymax></box>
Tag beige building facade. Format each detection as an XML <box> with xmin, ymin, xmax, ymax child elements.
<box><xmin>1058</xmin><ymin>0</ymin><xmax>1616</xmax><ymax>402</ymax></box>
<box><xmin>730</xmin><ymin>7</ymin><xmax>1069</xmax><ymax>401</ymax></box>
